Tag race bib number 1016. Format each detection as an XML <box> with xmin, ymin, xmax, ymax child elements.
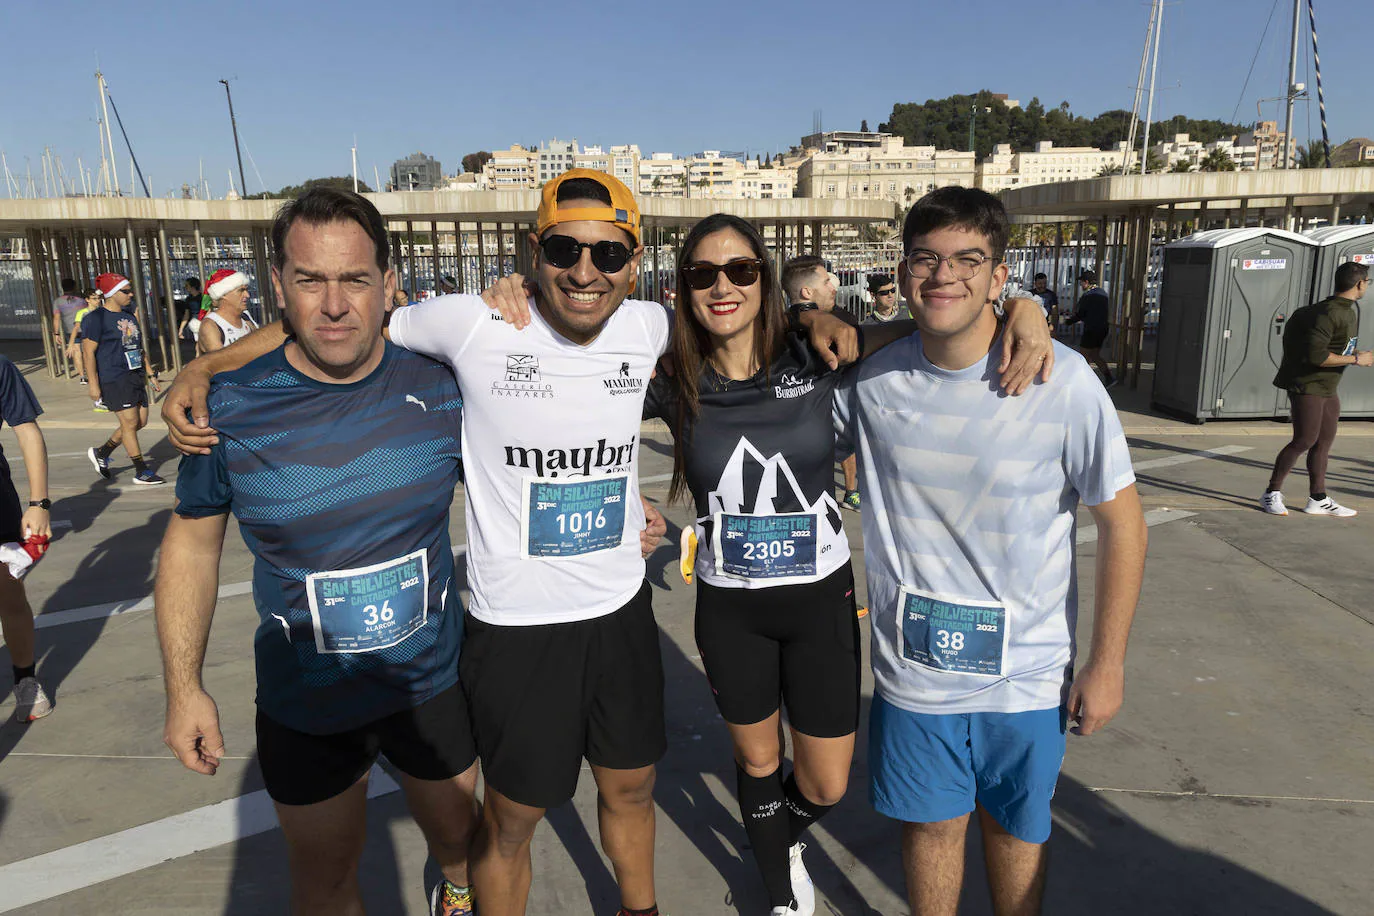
<box><xmin>521</xmin><ymin>475</ymin><xmax>628</xmax><ymax>558</ymax></box>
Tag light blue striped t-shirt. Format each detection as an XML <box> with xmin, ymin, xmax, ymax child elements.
<box><xmin>834</xmin><ymin>335</ymin><xmax>1135</xmax><ymax>715</ymax></box>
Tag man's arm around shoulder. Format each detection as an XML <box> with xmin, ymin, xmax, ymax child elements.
<box><xmin>156</xmin><ymin>511</ymin><xmax>231</xmax><ymax>775</ymax></box>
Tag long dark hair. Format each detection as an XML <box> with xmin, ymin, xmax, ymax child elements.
<box><xmin>668</xmin><ymin>213</ymin><xmax>788</xmax><ymax>505</ymax></box>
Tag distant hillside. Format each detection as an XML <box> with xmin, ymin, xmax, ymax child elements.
<box><xmin>879</xmin><ymin>90</ymin><xmax>1250</xmax><ymax>159</ymax></box>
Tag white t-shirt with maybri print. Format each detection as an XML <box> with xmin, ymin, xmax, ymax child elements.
<box><xmin>834</xmin><ymin>336</ymin><xmax>1135</xmax><ymax>715</ymax></box>
<box><xmin>389</xmin><ymin>294</ymin><xmax>671</xmax><ymax>626</ymax></box>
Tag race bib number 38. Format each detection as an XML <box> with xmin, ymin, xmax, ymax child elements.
<box><xmin>713</xmin><ymin>511</ymin><xmax>818</xmax><ymax>581</ymax></box>
<box><xmin>306</xmin><ymin>550</ymin><xmax>429</xmax><ymax>654</ymax></box>
<box><xmin>521</xmin><ymin>475</ymin><xmax>628</xmax><ymax>558</ymax></box>
<box><xmin>898</xmin><ymin>586</ymin><xmax>1007</xmax><ymax>676</ymax></box>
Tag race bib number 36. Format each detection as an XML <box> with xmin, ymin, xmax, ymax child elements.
<box><xmin>713</xmin><ymin>512</ymin><xmax>818</xmax><ymax>581</ymax></box>
<box><xmin>521</xmin><ymin>475</ymin><xmax>628</xmax><ymax>558</ymax></box>
<box><xmin>306</xmin><ymin>550</ymin><xmax>429</xmax><ymax>654</ymax></box>
<box><xmin>898</xmin><ymin>586</ymin><xmax>1007</xmax><ymax>676</ymax></box>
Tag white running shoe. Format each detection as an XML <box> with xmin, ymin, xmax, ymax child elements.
<box><xmin>1303</xmin><ymin>496</ymin><xmax>1357</xmax><ymax>517</ymax></box>
<box><xmin>788</xmin><ymin>843</ymin><xmax>815</xmax><ymax>916</ymax></box>
<box><xmin>13</xmin><ymin>676</ymin><xmax>53</xmax><ymax>722</ymax></box>
<box><xmin>1261</xmin><ymin>491</ymin><xmax>1288</xmax><ymax>516</ymax></box>
<box><xmin>770</xmin><ymin>908</ymin><xmax>797</xmax><ymax>915</ymax></box>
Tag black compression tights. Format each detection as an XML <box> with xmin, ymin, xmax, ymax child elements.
<box><xmin>1269</xmin><ymin>394</ymin><xmax>1341</xmax><ymax>495</ymax></box>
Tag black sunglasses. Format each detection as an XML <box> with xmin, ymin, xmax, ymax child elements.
<box><xmin>680</xmin><ymin>259</ymin><xmax>764</xmax><ymax>291</ymax></box>
<box><xmin>539</xmin><ymin>235</ymin><xmax>633</xmax><ymax>273</ymax></box>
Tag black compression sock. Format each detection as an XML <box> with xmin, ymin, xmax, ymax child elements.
<box><xmin>784</xmin><ymin>772</ymin><xmax>837</xmax><ymax>847</ymax></box>
<box><xmin>736</xmin><ymin>764</ymin><xmax>795</xmax><ymax>909</ymax></box>
<box><xmin>131</xmin><ymin>455</ymin><xmax>148</xmax><ymax>472</ymax></box>
<box><xmin>1312</xmin><ymin>492</ymin><xmax>1327</xmax><ymax>501</ymax></box>
<box><xmin>13</xmin><ymin>664</ymin><xmax>35</xmax><ymax>684</ymax></box>
<box><xmin>95</xmin><ymin>439</ymin><xmax>118</xmax><ymax>459</ymax></box>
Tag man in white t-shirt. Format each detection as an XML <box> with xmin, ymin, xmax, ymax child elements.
<box><xmin>834</xmin><ymin>187</ymin><xmax>1147</xmax><ymax>916</ymax></box>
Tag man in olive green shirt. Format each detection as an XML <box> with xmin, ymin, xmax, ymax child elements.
<box><xmin>1263</xmin><ymin>261</ymin><xmax>1374</xmax><ymax>517</ymax></box>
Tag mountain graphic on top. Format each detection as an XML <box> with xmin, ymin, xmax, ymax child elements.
<box><xmin>705</xmin><ymin>437</ymin><xmax>843</xmax><ymax>535</ymax></box>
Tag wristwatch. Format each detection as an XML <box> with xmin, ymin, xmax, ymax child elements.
<box><xmin>29</xmin><ymin>499</ymin><xmax>51</xmax><ymax>510</ymax></box>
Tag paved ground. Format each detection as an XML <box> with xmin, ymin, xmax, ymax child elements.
<box><xmin>0</xmin><ymin>347</ymin><xmax>1371</xmax><ymax>915</ymax></box>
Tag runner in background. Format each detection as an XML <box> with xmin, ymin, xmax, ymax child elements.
<box><xmin>1264</xmin><ymin>261</ymin><xmax>1374</xmax><ymax>517</ymax></box>
<box><xmin>66</xmin><ymin>288</ymin><xmax>101</xmax><ymax>386</ymax></box>
<box><xmin>1069</xmin><ymin>269</ymin><xmax>1115</xmax><ymax>387</ymax></box>
<box><xmin>82</xmin><ymin>273</ymin><xmax>163</xmax><ymax>485</ymax></box>
<box><xmin>51</xmin><ymin>279</ymin><xmax>86</xmax><ymax>376</ymax></box>
<box><xmin>196</xmin><ymin>269</ymin><xmax>260</xmax><ymax>355</ymax></box>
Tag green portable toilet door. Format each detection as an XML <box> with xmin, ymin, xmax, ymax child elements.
<box><xmin>1214</xmin><ymin>241</ymin><xmax>1296</xmax><ymax>418</ymax></box>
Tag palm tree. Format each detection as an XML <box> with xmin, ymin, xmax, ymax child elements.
<box><xmin>1199</xmin><ymin>148</ymin><xmax>1237</xmax><ymax>173</ymax></box>
<box><xmin>1295</xmin><ymin>139</ymin><xmax>1328</xmax><ymax>169</ymax></box>
<box><xmin>1170</xmin><ymin>160</ymin><xmax>1193</xmax><ymax>173</ymax></box>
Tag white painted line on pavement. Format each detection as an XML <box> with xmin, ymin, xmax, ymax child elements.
<box><xmin>641</xmin><ymin>472</ymin><xmax>673</xmax><ymax>485</ymax></box>
<box><xmin>1087</xmin><ymin>786</ymin><xmax>1374</xmax><ymax>805</ymax></box>
<box><xmin>1132</xmin><ymin>444</ymin><xmax>1251</xmax><ymax>471</ymax></box>
<box><xmin>1077</xmin><ymin>508</ymin><xmax>1195</xmax><ymax>545</ymax></box>
<box><xmin>0</xmin><ymin>765</ymin><xmax>401</xmax><ymax>912</ymax></box>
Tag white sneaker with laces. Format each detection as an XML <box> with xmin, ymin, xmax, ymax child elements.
<box><xmin>13</xmin><ymin>676</ymin><xmax>53</xmax><ymax>722</ymax></box>
<box><xmin>788</xmin><ymin>843</ymin><xmax>815</xmax><ymax>916</ymax></box>
<box><xmin>770</xmin><ymin>907</ymin><xmax>798</xmax><ymax>915</ymax></box>
<box><xmin>1303</xmin><ymin>496</ymin><xmax>1357</xmax><ymax>517</ymax></box>
<box><xmin>1261</xmin><ymin>491</ymin><xmax>1288</xmax><ymax>516</ymax></box>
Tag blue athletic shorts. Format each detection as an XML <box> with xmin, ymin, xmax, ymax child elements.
<box><xmin>868</xmin><ymin>695</ymin><xmax>1067</xmax><ymax>844</ymax></box>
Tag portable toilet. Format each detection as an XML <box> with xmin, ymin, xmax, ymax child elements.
<box><xmin>1305</xmin><ymin>225</ymin><xmax>1374</xmax><ymax>416</ymax></box>
<box><xmin>1153</xmin><ymin>228</ymin><xmax>1317</xmax><ymax>422</ymax></box>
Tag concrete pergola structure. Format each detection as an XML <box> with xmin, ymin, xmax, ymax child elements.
<box><xmin>999</xmin><ymin>169</ymin><xmax>1374</xmax><ymax>388</ymax></box>
<box><xmin>0</xmin><ymin>192</ymin><xmax>895</xmax><ymax>377</ymax></box>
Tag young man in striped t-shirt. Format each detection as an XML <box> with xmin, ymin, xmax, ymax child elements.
<box><xmin>835</xmin><ymin>187</ymin><xmax>1147</xmax><ymax>916</ymax></box>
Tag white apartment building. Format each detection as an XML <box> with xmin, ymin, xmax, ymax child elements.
<box><xmin>484</xmin><ymin>145</ymin><xmax>538</xmax><ymax>189</ymax></box>
<box><xmin>639</xmin><ymin>152</ymin><xmax>687</xmax><ymax>198</ymax></box>
<box><xmin>795</xmin><ymin>132</ymin><xmax>976</xmax><ymax>203</ymax></box>
<box><xmin>442</xmin><ymin>172</ymin><xmax>489</xmax><ymax>192</ymax></box>
<box><xmin>538</xmin><ymin>138</ymin><xmax>578</xmax><ymax>184</ymax></box>
<box><xmin>609</xmin><ymin>145</ymin><xmax>641</xmax><ymax>187</ymax></box>
<box><xmin>1152</xmin><ymin>134</ymin><xmax>1208</xmax><ymax>170</ymax></box>
<box><xmin>736</xmin><ymin>160</ymin><xmax>796</xmax><ymax>200</ymax></box>
<box><xmin>1013</xmin><ymin>140</ymin><xmax>1132</xmax><ymax>184</ymax></box>
<box><xmin>575</xmin><ymin>144</ymin><xmax>610</xmax><ymax>174</ymax></box>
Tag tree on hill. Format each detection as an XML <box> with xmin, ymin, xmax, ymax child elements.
<box><xmin>462</xmin><ymin>151</ymin><xmax>494</xmax><ymax>174</ymax></box>
<box><xmin>272</xmin><ymin>176</ymin><xmax>372</xmax><ymax>198</ymax></box>
<box><xmin>880</xmin><ymin>90</ymin><xmax>1249</xmax><ymax>159</ymax></box>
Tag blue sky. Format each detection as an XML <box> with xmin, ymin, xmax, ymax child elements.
<box><xmin>2</xmin><ymin>0</ymin><xmax>1369</xmax><ymax>196</ymax></box>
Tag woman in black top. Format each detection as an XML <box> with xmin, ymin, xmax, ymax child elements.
<box><xmin>644</xmin><ymin>214</ymin><xmax>1051</xmax><ymax>915</ymax></box>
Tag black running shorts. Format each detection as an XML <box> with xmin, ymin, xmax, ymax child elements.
<box><xmin>459</xmin><ymin>580</ymin><xmax>667</xmax><ymax>810</ymax></box>
<box><xmin>99</xmin><ymin>373</ymin><xmax>147</xmax><ymax>412</ymax></box>
<box><xmin>0</xmin><ymin>480</ymin><xmax>22</xmax><ymax>545</ymax></box>
<box><xmin>694</xmin><ymin>562</ymin><xmax>860</xmax><ymax>738</ymax></box>
<box><xmin>1080</xmin><ymin>327</ymin><xmax>1108</xmax><ymax>351</ymax></box>
<box><xmin>256</xmin><ymin>681</ymin><xmax>477</xmax><ymax>806</ymax></box>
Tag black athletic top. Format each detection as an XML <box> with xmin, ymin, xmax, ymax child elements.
<box><xmin>644</xmin><ymin>332</ymin><xmax>855</xmax><ymax>589</ymax></box>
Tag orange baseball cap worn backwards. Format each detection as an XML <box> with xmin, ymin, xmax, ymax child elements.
<box><xmin>536</xmin><ymin>169</ymin><xmax>641</xmax><ymax>246</ymax></box>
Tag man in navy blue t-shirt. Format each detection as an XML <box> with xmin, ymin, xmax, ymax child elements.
<box><xmin>81</xmin><ymin>273</ymin><xmax>164</xmax><ymax>485</ymax></box>
<box><xmin>0</xmin><ymin>355</ymin><xmax>54</xmax><ymax>722</ymax></box>
<box><xmin>155</xmin><ymin>189</ymin><xmax>479</xmax><ymax>916</ymax></box>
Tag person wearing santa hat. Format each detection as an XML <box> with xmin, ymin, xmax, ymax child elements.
<box><xmin>196</xmin><ymin>269</ymin><xmax>260</xmax><ymax>356</ymax></box>
<box><xmin>81</xmin><ymin>273</ymin><xmax>164</xmax><ymax>485</ymax></box>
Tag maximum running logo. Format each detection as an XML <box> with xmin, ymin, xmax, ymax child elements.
<box><xmin>603</xmin><ymin>360</ymin><xmax>645</xmax><ymax>397</ymax></box>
